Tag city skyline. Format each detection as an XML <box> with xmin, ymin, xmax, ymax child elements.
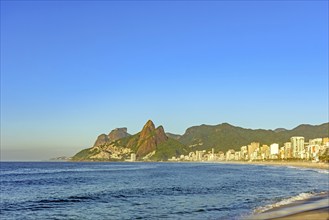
<box><xmin>1</xmin><ymin>1</ymin><xmax>328</xmax><ymax>160</ymax></box>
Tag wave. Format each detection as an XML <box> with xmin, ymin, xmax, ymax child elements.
<box><xmin>0</xmin><ymin>165</ymin><xmax>157</xmax><ymax>175</ymax></box>
<box><xmin>253</xmin><ymin>192</ymin><xmax>325</xmax><ymax>214</ymax></box>
<box><xmin>286</xmin><ymin>166</ymin><xmax>329</xmax><ymax>174</ymax></box>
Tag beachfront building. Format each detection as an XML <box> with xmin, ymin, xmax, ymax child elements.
<box><xmin>291</xmin><ymin>137</ymin><xmax>305</xmax><ymax>158</ymax></box>
<box><xmin>248</xmin><ymin>142</ymin><xmax>259</xmax><ymax>161</ymax></box>
<box><xmin>234</xmin><ymin>151</ymin><xmax>241</xmax><ymax>160</ymax></box>
<box><xmin>270</xmin><ymin>143</ymin><xmax>279</xmax><ymax>159</ymax></box>
<box><xmin>195</xmin><ymin>150</ymin><xmax>205</xmax><ymax>161</ymax></box>
<box><xmin>279</xmin><ymin>147</ymin><xmax>285</xmax><ymax>159</ymax></box>
<box><xmin>260</xmin><ymin>145</ymin><xmax>270</xmax><ymax>160</ymax></box>
<box><xmin>306</xmin><ymin>138</ymin><xmax>326</xmax><ymax>161</ymax></box>
<box><xmin>131</xmin><ymin>153</ymin><xmax>136</xmax><ymax>162</ymax></box>
<box><xmin>226</xmin><ymin>149</ymin><xmax>235</xmax><ymax>161</ymax></box>
<box><xmin>208</xmin><ymin>148</ymin><xmax>216</xmax><ymax>161</ymax></box>
<box><xmin>240</xmin><ymin>146</ymin><xmax>248</xmax><ymax>160</ymax></box>
<box><xmin>309</xmin><ymin>138</ymin><xmax>323</xmax><ymax>146</ymax></box>
<box><xmin>284</xmin><ymin>142</ymin><xmax>292</xmax><ymax>159</ymax></box>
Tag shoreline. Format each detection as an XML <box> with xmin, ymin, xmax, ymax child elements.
<box><xmin>2</xmin><ymin>160</ymin><xmax>329</xmax><ymax>170</ymax></box>
<box><xmin>249</xmin><ymin>192</ymin><xmax>329</xmax><ymax>220</ymax></box>
<box><xmin>213</xmin><ymin>160</ymin><xmax>329</xmax><ymax>170</ymax></box>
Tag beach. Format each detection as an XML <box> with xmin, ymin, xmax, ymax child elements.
<box><xmin>249</xmin><ymin>192</ymin><xmax>329</xmax><ymax>220</ymax></box>
<box><xmin>216</xmin><ymin>160</ymin><xmax>329</xmax><ymax>170</ymax></box>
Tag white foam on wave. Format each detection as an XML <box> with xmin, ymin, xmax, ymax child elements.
<box><xmin>316</xmin><ymin>169</ymin><xmax>329</xmax><ymax>174</ymax></box>
<box><xmin>254</xmin><ymin>192</ymin><xmax>314</xmax><ymax>214</ymax></box>
<box><xmin>286</xmin><ymin>166</ymin><xmax>329</xmax><ymax>174</ymax></box>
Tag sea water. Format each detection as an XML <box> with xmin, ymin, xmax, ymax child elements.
<box><xmin>0</xmin><ymin>162</ymin><xmax>328</xmax><ymax>219</ymax></box>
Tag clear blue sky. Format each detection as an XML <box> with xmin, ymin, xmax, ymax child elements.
<box><xmin>1</xmin><ymin>1</ymin><xmax>328</xmax><ymax>160</ymax></box>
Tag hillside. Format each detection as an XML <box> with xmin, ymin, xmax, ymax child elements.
<box><xmin>178</xmin><ymin>122</ymin><xmax>329</xmax><ymax>152</ymax></box>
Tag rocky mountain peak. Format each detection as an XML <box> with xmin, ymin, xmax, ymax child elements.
<box><xmin>145</xmin><ymin>120</ymin><xmax>156</xmax><ymax>129</ymax></box>
<box><xmin>155</xmin><ymin>126</ymin><xmax>168</xmax><ymax>143</ymax></box>
<box><xmin>108</xmin><ymin>127</ymin><xmax>130</xmax><ymax>141</ymax></box>
<box><xmin>93</xmin><ymin>134</ymin><xmax>110</xmax><ymax>147</ymax></box>
<box><xmin>136</xmin><ymin>120</ymin><xmax>168</xmax><ymax>157</ymax></box>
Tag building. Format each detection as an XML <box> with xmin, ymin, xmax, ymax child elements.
<box><xmin>322</xmin><ymin>137</ymin><xmax>329</xmax><ymax>146</ymax></box>
<box><xmin>240</xmin><ymin>146</ymin><xmax>248</xmax><ymax>160</ymax></box>
<box><xmin>195</xmin><ymin>150</ymin><xmax>205</xmax><ymax>161</ymax></box>
<box><xmin>270</xmin><ymin>143</ymin><xmax>279</xmax><ymax>159</ymax></box>
<box><xmin>309</xmin><ymin>138</ymin><xmax>323</xmax><ymax>146</ymax></box>
<box><xmin>226</xmin><ymin>149</ymin><xmax>235</xmax><ymax>161</ymax></box>
<box><xmin>279</xmin><ymin>147</ymin><xmax>285</xmax><ymax>159</ymax></box>
<box><xmin>260</xmin><ymin>145</ymin><xmax>270</xmax><ymax>160</ymax></box>
<box><xmin>218</xmin><ymin>151</ymin><xmax>225</xmax><ymax>161</ymax></box>
<box><xmin>208</xmin><ymin>148</ymin><xmax>216</xmax><ymax>161</ymax></box>
<box><xmin>131</xmin><ymin>153</ymin><xmax>136</xmax><ymax>162</ymax></box>
<box><xmin>248</xmin><ymin>142</ymin><xmax>259</xmax><ymax>161</ymax></box>
<box><xmin>284</xmin><ymin>142</ymin><xmax>292</xmax><ymax>159</ymax></box>
<box><xmin>234</xmin><ymin>151</ymin><xmax>241</xmax><ymax>160</ymax></box>
<box><xmin>291</xmin><ymin>137</ymin><xmax>305</xmax><ymax>158</ymax></box>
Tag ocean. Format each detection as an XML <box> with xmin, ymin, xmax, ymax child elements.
<box><xmin>0</xmin><ymin>162</ymin><xmax>328</xmax><ymax>219</ymax></box>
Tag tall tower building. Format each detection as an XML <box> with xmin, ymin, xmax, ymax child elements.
<box><xmin>290</xmin><ymin>137</ymin><xmax>304</xmax><ymax>158</ymax></box>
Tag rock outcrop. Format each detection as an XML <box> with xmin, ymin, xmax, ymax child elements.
<box><xmin>93</xmin><ymin>128</ymin><xmax>130</xmax><ymax>147</ymax></box>
<box><xmin>93</xmin><ymin>134</ymin><xmax>110</xmax><ymax>147</ymax></box>
<box><xmin>136</xmin><ymin>120</ymin><xmax>168</xmax><ymax>157</ymax></box>
<box><xmin>108</xmin><ymin>127</ymin><xmax>130</xmax><ymax>141</ymax></box>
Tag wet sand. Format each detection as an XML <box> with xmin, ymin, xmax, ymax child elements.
<box><xmin>248</xmin><ymin>192</ymin><xmax>329</xmax><ymax>220</ymax></box>
<box><xmin>272</xmin><ymin>208</ymin><xmax>329</xmax><ymax>220</ymax></box>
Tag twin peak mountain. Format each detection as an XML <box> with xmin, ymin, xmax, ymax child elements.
<box><xmin>72</xmin><ymin>120</ymin><xmax>186</xmax><ymax>161</ymax></box>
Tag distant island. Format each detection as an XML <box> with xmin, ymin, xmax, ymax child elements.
<box><xmin>71</xmin><ymin>120</ymin><xmax>329</xmax><ymax>162</ymax></box>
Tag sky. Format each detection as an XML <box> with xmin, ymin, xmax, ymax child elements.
<box><xmin>1</xmin><ymin>1</ymin><xmax>328</xmax><ymax>161</ymax></box>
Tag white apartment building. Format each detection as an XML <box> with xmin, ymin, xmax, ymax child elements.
<box><xmin>291</xmin><ymin>137</ymin><xmax>305</xmax><ymax>158</ymax></box>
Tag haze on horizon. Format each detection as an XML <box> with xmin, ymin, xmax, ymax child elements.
<box><xmin>1</xmin><ymin>1</ymin><xmax>328</xmax><ymax>161</ymax></box>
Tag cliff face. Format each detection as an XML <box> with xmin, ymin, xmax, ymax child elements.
<box><xmin>109</xmin><ymin>127</ymin><xmax>130</xmax><ymax>141</ymax></box>
<box><xmin>93</xmin><ymin>128</ymin><xmax>130</xmax><ymax>147</ymax></box>
<box><xmin>136</xmin><ymin>120</ymin><xmax>168</xmax><ymax>157</ymax></box>
<box><xmin>93</xmin><ymin>134</ymin><xmax>110</xmax><ymax>147</ymax></box>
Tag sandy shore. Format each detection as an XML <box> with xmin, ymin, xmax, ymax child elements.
<box><xmin>248</xmin><ymin>192</ymin><xmax>329</xmax><ymax>220</ymax></box>
<box><xmin>272</xmin><ymin>208</ymin><xmax>329</xmax><ymax>220</ymax></box>
<box><xmin>216</xmin><ymin>160</ymin><xmax>329</xmax><ymax>170</ymax></box>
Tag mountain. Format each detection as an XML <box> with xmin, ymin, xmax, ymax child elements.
<box><xmin>93</xmin><ymin>134</ymin><xmax>110</xmax><ymax>147</ymax></box>
<box><xmin>178</xmin><ymin>122</ymin><xmax>329</xmax><ymax>152</ymax></box>
<box><xmin>92</xmin><ymin>127</ymin><xmax>130</xmax><ymax>147</ymax></box>
<box><xmin>72</xmin><ymin>120</ymin><xmax>187</xmax><ymax>161</ymax></box>
<box><xmin>274</xmin><ymin>128</ymin><xmax>287</xmax><ymax>133</ymax></box>
<box><xmin>166</xmin><ymin>132</ymin><xmax>182</xmax><ymax>140</ymax></box>
<box><xmin>109</xmin><ymin>127</ymin><xmax>131</xmax><ymax>141</ymax></box>
<box><xmin>284</xmin><ymin>123</ymin><xmax>329</xmax><ymax>140</ymax></box>
<box><xmin>135</xmin><ymin>121</ymin><xmax>168</xmax><ymax>157</ymax></box>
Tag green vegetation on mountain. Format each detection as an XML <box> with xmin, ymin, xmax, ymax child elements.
<box><xmin>71</xmin><ymin>148</ymin><xmax>101</xmax><ymax>161</ymax></box>
<box><xmin>178</xmin><ymin>122</ymin><xmax>329</xmax><ymax>152</ymax></box>
<box><xmin>151</xmin><ymin>138</ymin><xmax>188</xmax><ymax>161</ymax></box>
<box><xmin>166</xmin><ymin>133</ymin><xmax>182</xmax><ymax>140</ymax></box>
